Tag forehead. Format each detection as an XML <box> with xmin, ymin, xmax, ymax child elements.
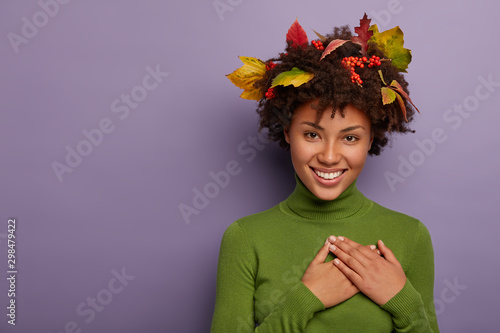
<box><xmin>291</xmin><ymin>102</ymin><xmax>371</xmax><ymax>129</ymax></box>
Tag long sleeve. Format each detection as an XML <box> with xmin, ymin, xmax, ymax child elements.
<box><xmin>210</xmin><ymin>177</ymin><xmax>440</xmax><ymax>332</ymax></box>
<box><xmin>210</xmin><ymin>222</ymin><xmax>325</xmax><ymax>333</ymax></box>
<box><xmin>381</xmin><ymin>222</ymin><xmax>439</xmax><ymax>332</ymax></box>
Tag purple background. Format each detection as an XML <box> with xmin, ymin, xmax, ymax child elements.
<box><xmin>1</xmin><ymin>1</ymin><xmax>499</xmax><ymax>332</ymax></box>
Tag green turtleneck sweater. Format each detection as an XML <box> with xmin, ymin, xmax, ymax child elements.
<box><xmin>211</xmin><ymin>176</ymin><xmax>439</xmax><ymax>332</ymax></box>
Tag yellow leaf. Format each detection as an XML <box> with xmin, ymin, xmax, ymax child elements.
<box><xmin>226</xmin><ymin>57</ymin><xmax>266</xmax><ymax>100</ymax></box>
<box><xmin>241</xmin><ymin>89</ymin><xmax>263</xmax><ymax>101</ymax></box>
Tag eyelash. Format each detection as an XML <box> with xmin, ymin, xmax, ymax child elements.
<box><xmin>304</xmin><ymin>132</ymin><xmax>359</xmax><ymax>142</ymax></box>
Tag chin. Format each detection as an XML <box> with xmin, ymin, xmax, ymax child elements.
<box><xmin>312</xmin><ymin>189</ymin><xmax>342</xmax><ymax>201</ymax></box>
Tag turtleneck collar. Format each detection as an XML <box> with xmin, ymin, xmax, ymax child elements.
<box><xmin>280</xmin><ymin>173</ymin><xmax>371</xmax><ymax>220</ymax></box>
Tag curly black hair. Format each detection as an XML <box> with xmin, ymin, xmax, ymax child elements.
<box><xmin>254</xmin><ymin>26</ymin><xmax>416</xmax><ymax>156</ymax></box>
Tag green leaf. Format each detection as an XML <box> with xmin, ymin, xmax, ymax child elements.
<box><xmin>271</xmin><ymin>67</ymin><xmax>314</xmax><ymax>88</ymax></box>
<box><xmin>381</xmin><ymin>87</ymin><xmax>396</xmax><ymax>105</ymax></box>
<box><xmin>378</xmin><ymin>70</ymin><xmax>387</xmax><ymax>86</ymax></box>
<box><xmin>368</xmin><ymin>25</ymin><xmax>412</xmax><ymax>72</ymax></box>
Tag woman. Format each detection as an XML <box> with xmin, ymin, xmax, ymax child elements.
<box><xmin>211</xmin><ymin>15</ymin><xmax>439</xmax><ymax>332</ymax></box>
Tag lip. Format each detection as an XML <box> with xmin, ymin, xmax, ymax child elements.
<box><xmin>311</xmin><ymin>167</ymin><xmax>346</xmax><ymax>173</ymax></box>
<box><xmin>310</xmin><ymin>167</ymin><xmax>347</xmax><ymax>186</ymax></box>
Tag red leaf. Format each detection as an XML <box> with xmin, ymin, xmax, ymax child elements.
<box><xmin>394</xmin><ymin>93</ymin><xmax>408</xmax><ymax>121</ymax></box>
<box><xmin>286</xmin><ymin>18</ymin><xmax>308</xmax><ymax>48</ymax></box>
<box><xmin>390</xmin><ymin>80</ymin><xmax>420</xmax><ymax>114</ymax></box>
<box><xmin>351</xmin><ymin>13</ymin><xmax>373</xmax><ymax>55</ymax></box>
<box><xmin>320</xmin><ymin>39</ymin><xmax>348</xmax><ymax>60</ymax></box>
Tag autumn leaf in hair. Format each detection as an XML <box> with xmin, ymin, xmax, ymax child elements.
<box><xmin>286</xmin><ymin>19</ymin><xmax>308</xmax><ymax>48</ymax></box>
<box><xmin>226</xmin><ymin>57</ymin><xmax>266</xmax><ymax>100</ymax></box>
<box><xmin>369</xmin><ymin>25</ymin><xmax>412</xmax><ymax>72</ymax></box>
<box><xmin>379</xmin><ymin>70</ymin><xmax>420</xmax><ymax>121</ymax></box>
<box><xmin>320</xmin><ymin>13</ymin><xmax>372</xmax><ymax>60</ymax></box>
<box><xmin>351</xmin><ymin>13</ymin><xmax>373</xmax><ymax>55</ymax></box>
<box><xmin>270</xmin><ymin>67</ymin><xmax>314</xmax><ymax>88</ymax></box>
<box><xmin>320</xmin><ymin>40</ymin><xmax>349</xmax><ymax>60</ymax></box>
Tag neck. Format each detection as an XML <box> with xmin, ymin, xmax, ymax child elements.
<box><xmin>282</xmin><ymin>174</ymin><xmax>369</xmax><ymax>220</ymax></box>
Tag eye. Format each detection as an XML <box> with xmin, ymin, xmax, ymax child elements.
<box><xmin>344</xmin><ymin>135</ymin><xmax>358</xmax><ymax>143</ymax></box>
<box><xmin>305</xmin><ymin>132</ymin><xmax>319</xmax><ymax>140</ymax></box>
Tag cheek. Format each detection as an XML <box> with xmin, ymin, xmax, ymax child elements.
<box><xmin>289</xmin><ymin>147</ymin><xmax>312</xmax><ymax>175</ymax></box>
<box><xmin>290</xmin><ymin>142</ymin><xmax>315</xmax><ymax>164</ymax></box>
<box><xmin>290</xmin><ymin>145</ymin><xmax>305</xmax><ymax>166</ymax></box>
<box><xmin>346</xmin><ymin>147</ymin><xmax>369</xmax><ymax>169</ymax></box>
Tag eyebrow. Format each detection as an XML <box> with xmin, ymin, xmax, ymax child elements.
<box><xmin>300</xmin><ymin>122</ymin><xmax>366</xmax><ymax>132</ymax></box>
<box><xmin>301</xmin><ymin>121</ymin><xmax>323</xmax><ymax>130</ymax></box>
<box><xmin>340</xmin><ymin>125</ymin><xmax>366</xmax><ymax>133</ymax></box>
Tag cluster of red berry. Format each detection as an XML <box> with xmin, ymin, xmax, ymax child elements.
<box><xmin>279</xmin><ymin>52</ymin><xmax>288</xmax><ymax>59</ymax></box>
<box><xmin>265</xmin><ymin>61</ymin><xmax>277</xmax><ymax>71</ymax></box>
<box><xmin>265</xmin><ymin>87</ymin><xmax>276</xmax><ymax>99</ymax></box>
<box><xmin>367</xmin><ymin>55</ymin><xmax>382</xmax><ymax>68</ymax></box>
<box><xmin>341</xmin><ymin>55</ymin><xmax>382</xmax><ymax>85</ymax></box>
<box><xmin>264</xmin><ymin>62</ymin><xmax>277</xmax><ymax>99</ymax></box>
<box><xmin>311</xmin><ymin>40</ymin><xmax>324</xmax><ymax>50</ymax></box>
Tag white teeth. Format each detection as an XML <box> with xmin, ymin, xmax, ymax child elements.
<box><xmin>315</xmin><ymin>170</ymin><xmax>343</xmax><ymax>180</ymax></box>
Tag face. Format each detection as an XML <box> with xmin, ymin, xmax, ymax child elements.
<box><xmin>284</xmin><ymin>101</ymin><xmax>373</xmax><ymax>201</ymax></box>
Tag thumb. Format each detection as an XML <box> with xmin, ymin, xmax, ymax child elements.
<box><xmin>378</xmin><ymin>240</ymin><xmax>399</xmax><ymax>264</ymax></box>
<box><xmin>312</xmin><ymin>240</ymin><xmax>331</xmax><ymax>264</ymax></box>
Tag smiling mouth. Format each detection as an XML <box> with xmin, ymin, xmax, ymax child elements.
<box><xmin>313</xmin><ymin>169</ymin><xmax>345</xmax><ymax>180</ymax></box>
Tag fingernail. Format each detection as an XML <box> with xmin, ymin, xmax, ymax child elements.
<box><xmin>333</xmin><ymin>258</ymin><xmax>340</xmax><ymax>265</ymax></box>
<box><xmin>325</xmin><ymin>238</ymin><xmax>329</xmax><ymax>245</ymax></box>
<box><xmin>329</xmin><ymin>244</ymin><xmax>336</xmax><ymax>251</ymax></box>
<box><xmin>369</xmin><ymin>245</ymin><xmax>376</xmax><ymax>250</ymax></box>
<box><xmin>380</xmin><ymin>240</ymin><xmax>384</xmax><ymax>246</ymax></box>
<box><xmin>377</xmin><ymin>250</ymin><xmax>381</xmax><ymax>255</ymax></box>
<box><xmin>329</xmin><ymin>235</ymin><xmax>336</xmax><ymax>242</ymax></box>
<box><xmin>338</xmin><ymin>236</ymin><xmax>345</xmax><ymax>241</ymax></box>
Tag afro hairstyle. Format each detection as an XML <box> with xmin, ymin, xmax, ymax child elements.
<box><xmin>254</xmin><ymin>25</ymin><xmax>417</xmax><ymax>156</ymax></box>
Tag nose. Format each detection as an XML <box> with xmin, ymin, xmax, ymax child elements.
<box><xmin>317</xmin><ymin>140</ymin><xmax>342</xmax><ymax>165</ymax></box>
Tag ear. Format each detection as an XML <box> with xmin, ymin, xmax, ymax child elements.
<box><xmin>283</xmin><ymin>126</ymin><xmax>291</xmax><ymax>144</ymax></box>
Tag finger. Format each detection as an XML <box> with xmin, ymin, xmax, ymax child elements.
<box><xmin>367</xmin><ymin>244</ymin><xmax>381</xmax><ymax>256</ymax></box>
<box><xmin>313</xmin><ymin>240</ymin><xmax>332</xmax><ymax>264</ymax></box>
<box><xmin>332</xmin><ymin>257</ymin><xmax>362</xmax><ymax>285</ymax></box>
<box><xmin>333</xmin><ymin>236</ymin><xmax>376</xmax><ymax>266</ymax></box>
<box><xmin>326</xmin><ymin>235</ymin><xmax>336</xmax><ymax>244</ymax></box>
<box><xmin>341</xmin><ymin>237</ymin><xmax>380</xmax><ymax>258</ymax></box>
<box><xmin>378</xmin><ymin>240</ymin><xmax>399</xmax><ymax>264</ymax></box>
<box><xmin>329</xmin><ymin>243</ymin><xmax>365</xmax><ymax>273</ymax></box>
